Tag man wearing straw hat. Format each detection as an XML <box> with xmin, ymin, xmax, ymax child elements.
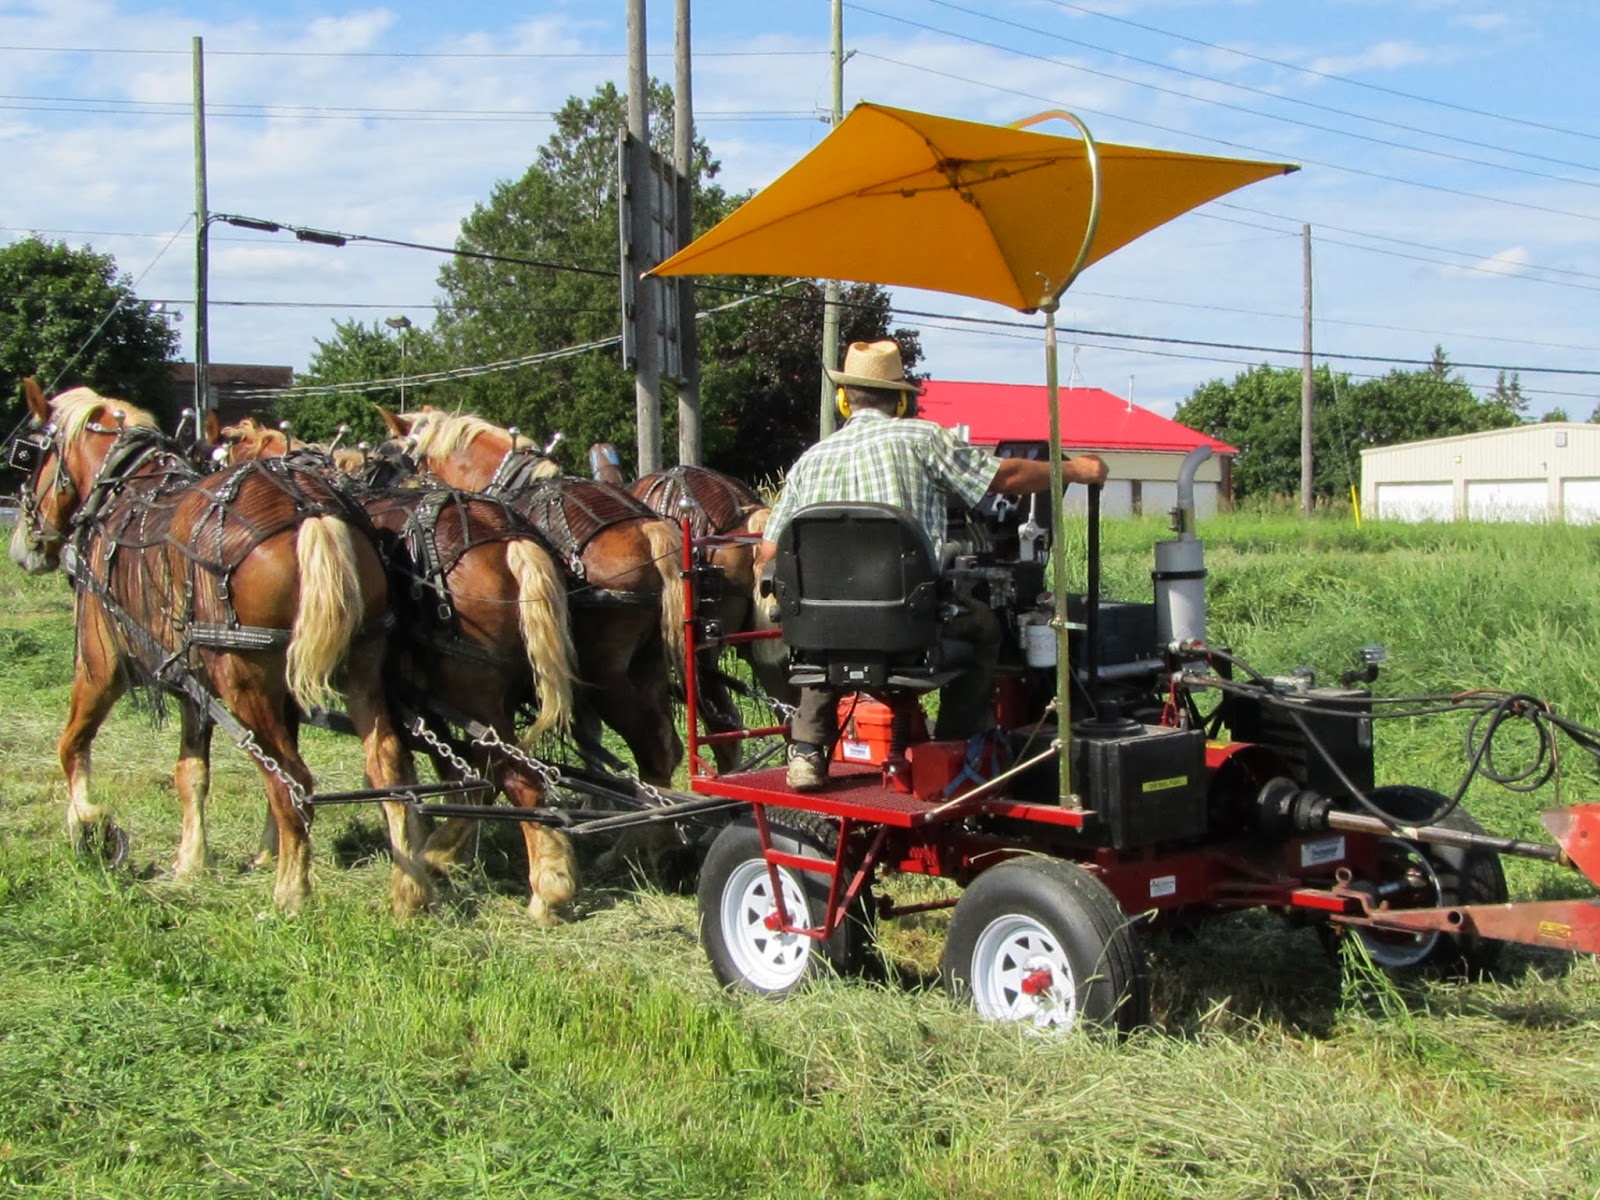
<box><xmin>758</xmin><ymin>339</ymin><xmax>1108</xmax><ymax>791</ymax></box>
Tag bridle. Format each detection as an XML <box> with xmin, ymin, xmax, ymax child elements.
<box><xmin>8</xmin><ymin>423</ymin><xmax>75</xmax><ymax>557</ymax></box>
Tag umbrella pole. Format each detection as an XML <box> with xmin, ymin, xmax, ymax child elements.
<box><xmin>1044</xmin><ymin>303</ymin><xmax>1076</xmax><ymax>806</ymax></box>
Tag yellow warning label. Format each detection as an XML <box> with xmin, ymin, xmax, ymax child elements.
<box><xmin>1538</xmin><ymin>921</ymin><xmax>1573</xmax><ymax>942</ymax></box>
<box><xmin>1142</xmin><ymin>776</ymin><xmax>1188</xmax><ymax>793</ymax></box>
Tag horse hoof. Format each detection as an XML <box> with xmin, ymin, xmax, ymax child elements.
<box><xmin>73</xmin><ymin>820</ymin><xmax>130</xmax><ymax>869</ymax></box>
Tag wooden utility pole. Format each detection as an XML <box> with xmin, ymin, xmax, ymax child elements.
<box><xmin>674</xmin><ymin>0</ymin><xmax>700</xmax><ymax>466</ymax></box>
<box><xmin>818</xmin><ymin>0</ymin><xmax>845</xmax><ymax>439</ymax></box>
<box><xmin>192</xmin><ymin>36</ymin><xmax>210</xmax><ymax>444</ymax></box>
<box><xmin>1300</xmin><ymin>223</ymin><xmax>1313</xmax><ymax>515</ymax></box>
<box><xmin>627</xmin><ymin>0</ymin><xmax>662</xmax><ymax>474</ymax></box>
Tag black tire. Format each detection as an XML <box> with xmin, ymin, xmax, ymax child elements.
<box><xmin>942</xmin><ymin>857</ymin><xmax>1150</xmax><ymax>1035</ymax></box>
<box><xmin>1347</xmin><ymin>785</ymin><xmax>1509</xmax><ymax>976</ymax></box>
<box><xmin>697</xmin><ymin>812</ymin><xmax>875</xmax><ymax>997</ymax></box>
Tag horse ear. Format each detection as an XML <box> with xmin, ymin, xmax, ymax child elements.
<box><xmin>21</xmin><ymin>377</ymin><xmax>48</xmax><ymax>421</ymax></box>
<box><xmin>203</xmin><ymin>409</ymin><xmax>221</xmax><ymax>444</ymax></box>
<box><xmin>375</xmin><ymin>405</ymin><xmax>410</xmax><ymax>437</ymax></box>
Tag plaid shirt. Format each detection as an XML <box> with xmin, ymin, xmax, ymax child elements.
<box><xmin>765</xmin><ymin>409</ymin><xmax>1000</xmax><ymax>557</ymax></box>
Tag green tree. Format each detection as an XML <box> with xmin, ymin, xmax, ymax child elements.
<box><xmin>0</xmin><ymin>236</ymin><xmax>178</xmax><ymax>428</ymax></box>
<box><xmin>1176</xmin><ymin>354</ymin><xmax>1521</xmax><ymax>502</ymax></box>
<box><xmin>280</xmin><ymin>318</ymin><xmax>441</xmax><ymax>443</ymax></box>
<box><xmin>1541</xmin><ymin>407</ymin><xmax>1571</xmax><ymax>423</ymax></box>
<box><xmin>416</xmin><ymin>82</ymin><xmax>915</xmax><ymax>481</ymax></box>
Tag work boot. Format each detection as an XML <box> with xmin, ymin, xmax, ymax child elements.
<box><xmin>786</xmin><ymin>743</ymin><xmax>828</xmax><ymax>792</ymax></box>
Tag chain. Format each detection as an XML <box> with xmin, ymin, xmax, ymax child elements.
<box><xmin>467</xmin><ymin>722</ymin><xmax>565</xmax><ymax>792</ymax></box>
<box><xmin>623</xmin><ymin>771</ymin><xmax>670</xmax><ymax>808</ymax></box>
<box><xmin>409</xmin><ymin>715</ymin><xmax>490</xmax><ymax>785</ymax></box>
<box><xmin>767</xmin><ymin>697</ymin><xmax>799</xmax><ymax>722</ymax></box>
<box><xmin>236</xmin><ymin>729</ymin><xmax>312</xmax><ymax>822</ymax></box>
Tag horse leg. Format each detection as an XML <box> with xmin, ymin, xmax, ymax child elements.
<box><xmin>58</xmin><ymin>628</ymin><xmax>127</xmax><ymax>858</ymax></box>
<box><xmin>490</xmin><ymin>722</ymin><xmax>576</xmax><ymax>925</ymax></box>
<box><xmin>172</xmin><ymin>699</ymin><xmax>214</xmax><ymax>878</ymax></box>
<box><xmin>421</xmin><ymin>747</ymin><xmax>485</xmax><ymax>874</ymax></box>
<box><xmin>342</xmin><ymin>636</ymin><xmax>434</xmax><ymax>917</ymax></box>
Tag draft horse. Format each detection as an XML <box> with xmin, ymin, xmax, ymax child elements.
<box><xmin>7</xmin><ymin>381</ymin><xmax>431</xmax><ymax>914</ymax></box>
<box><xmin>624</xmin><ymin>457</ymin><xmax>795</xmax><ymax>773</ymax></box>
<box><xmin>379</xmin><ymin>409</ymin><xmax>686</xmax><ymax>788</ymax></box>
<box><xmin>217</xmin><ymin>417</ymin><xmax>582</xmax><ymax>923</ymax></box>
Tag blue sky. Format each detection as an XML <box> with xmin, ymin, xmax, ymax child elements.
<box><xmin>3</xmin><ymin>0</ymin><xmax>1598</xmax><ymax>421</ymax></box>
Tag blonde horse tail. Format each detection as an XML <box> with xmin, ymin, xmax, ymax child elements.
<box><xmin>286</xmin><ymin>515</ymin><xmax>363</xmax><ymax>713</ymax></box>
<box><xmin>642</xmin><ymin>519</ymin><xmax>687</xmax><ymax>674</ymax></box>
<box><xmin>506</xmin><ymin>538</ymin><xmax>577</xmax><ymax>743</ymax></box>
<box><xmin>743</xmin><ymin>508</ymin><xmax>787</xmax><ymax>667</ymax></box>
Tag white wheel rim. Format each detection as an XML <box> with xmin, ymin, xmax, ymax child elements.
<box><xmin>719</xmin><ymin>858</ymin><xmax>814</xmax><ymax>992</ymax></box>
<box><xmin>969</xmin><ymin>914</ymin><xmax>1078</xmax><ymax>1029</ymax></box>
<box><xmin>1357</xmin><ymin>837</ymin><xmax>1444</xmax><ymax>968</ymax></box>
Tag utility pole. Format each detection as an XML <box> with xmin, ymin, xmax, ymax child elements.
<box><xmin>673</xmin><ymin>0</ymin><xmax>700</xmax><ymax>466</ymax></box>
<box><xmin>627</xmin><ymin>0</ymin><xmax>662</xmax><ymax>474</ymax></box>
<box><xmin>1300</xmin><ymin>223</ymin><xmax>1313</xmax><ymax>515</ymax></box>
<box><xmin>192</xmin><ymin>36</ymin><xmax>209</xmax><ymax>444</ymax></box>
<box><xmin>818</xmin><ymin>0</ymin><xmax>845</xmax><ymax>439</ymax></box>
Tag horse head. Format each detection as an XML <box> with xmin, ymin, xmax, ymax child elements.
<box><xmin>214</xmin><ymin>416</ymin><xmax>287</xmax><ymax>465</ymax></box>
<box><xmin>8</xmin><ymin>378</ymin><xmax>157</xmax><ymax>575</ymax></box>
<box><xmin>377</xmin><ymin>405</ymin><xmax>560</xmax><ymax>493</ymax></box>
<box><xmin>588</xmin><ymin>442</ymin><xmax>626</xmax><ymax>486</ymax></box>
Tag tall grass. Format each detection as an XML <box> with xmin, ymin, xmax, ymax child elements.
<box><xmin>1</xmin><ymin>514</ymin><xmax>1597</xmax><ymax>1198</ymax></box>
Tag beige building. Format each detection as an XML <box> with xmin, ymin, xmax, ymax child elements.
<box><xmin>1360</xmin><ymin>423</ymin><xmax>1600</xmax><ymax>523</ymax></box>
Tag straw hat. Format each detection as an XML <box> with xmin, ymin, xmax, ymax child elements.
<box><xmin>824</xmin><ymin>339</ymin><xmax>923</xmax><ymax>393</ymax></box>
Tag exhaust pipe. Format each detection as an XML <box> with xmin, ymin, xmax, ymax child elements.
<box><xmin>1154</xmin><ymin>445</ymin><xmax>1212</xmax><ymax>647</ymax></box>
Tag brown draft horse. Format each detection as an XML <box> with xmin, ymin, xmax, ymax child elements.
<box><xmin>596</xmin><ymin>447</ymin><xmax>794</xmax><ymax>774</ymax></box>
<box><xmin>379</xmin><ymin>409</ymin><xmax>686</xmax><ymax>788</ymax></box>
<box><xmin>217</xmin><ymin>417</ymin><xmax>581</xmax><ymax>923</ymax></box>
<box><xmin>7</xmin><ymin>381</ymin><xmax>431</xmax><ymax>914</ymax></box>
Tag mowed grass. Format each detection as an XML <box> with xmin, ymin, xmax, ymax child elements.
<box><xmin>2</xmin><ymin>515</ymin><xmax>1599</xmax><ymax>1199</ymax></box>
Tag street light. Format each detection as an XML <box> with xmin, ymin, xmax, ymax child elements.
<box><xmin>385</xmin><ymin>315</ymin><xmax>413</xmax><ymax>409</ymax></box>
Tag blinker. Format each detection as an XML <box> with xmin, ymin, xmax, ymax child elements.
<box><xmin>8</xmin><ymin>434</ymin><xmax>47</xmax><ymax>473</ymax></box>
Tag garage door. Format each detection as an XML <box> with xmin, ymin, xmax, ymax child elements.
<box><xmin>1562</xmin><ymin>479</ymin><xmax>1600</xmax><ymax>524</ymax></box>
<box><xmin>1466</xmin><ymin>481</ymin><xmax>1547</xmax><ymax>523</ymax></box>
<box><xmin>1375</xmin><ymin>483</ymin><xmax>1453</xmax><ymax>522</ymax></box>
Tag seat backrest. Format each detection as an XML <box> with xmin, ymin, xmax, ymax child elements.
<box><xmin>772</xmin><ymin>502</ymin><xmax>942</xmax><ymax>656</ymax></box>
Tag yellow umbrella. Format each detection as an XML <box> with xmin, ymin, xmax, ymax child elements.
<box><xmin>652</xmin><ymin>102</ymin><xmax>1296</xmax><ymax>312</ymax></box>
<box><xmin>653</xmin><ymin>102</ymin><xmax>1296</xmax><ymax>803</ymax></box>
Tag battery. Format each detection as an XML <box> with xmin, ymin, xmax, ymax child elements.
<box><xmin>1069</xmin><ymin>723</ymin><xmax>1208</xmax><ymax>849</ymax></box>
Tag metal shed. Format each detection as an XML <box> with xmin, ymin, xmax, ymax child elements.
<box><xmin>1360</xmin><ymin>423</ymin><xmax>1600</xmax><ymax>523</ymax></box>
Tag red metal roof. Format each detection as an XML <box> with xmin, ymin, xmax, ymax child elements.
<box><xmin>917</xmin><ymin>380</ymin><xmax>1237</xmax><ymax>455</ymax></box>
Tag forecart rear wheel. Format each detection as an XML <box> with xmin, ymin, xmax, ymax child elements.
<box><xmin>942</xmin><ymin>856</ymin><xmax>1149</xmax><ymax>1035</ymax></box>
<box><xmin>1349</xmin><ymin>786</ymin><xmax>1509</xmax><ymax>976</ymax></box>
<box><xmin>697</xmin><ymin>813</ymin><xmax>874</xmax><ymax>997</ymax></box>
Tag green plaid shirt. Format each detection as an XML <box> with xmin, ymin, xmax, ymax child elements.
<box><xmin>765</xmin><ymin>410</ymin><xmax>1000</xmax><ymax>556</ymax></box>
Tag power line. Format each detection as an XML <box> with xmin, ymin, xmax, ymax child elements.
<box><xmin>852</xmin><ymin>42</ymin><xmax>1600</xmax><ymax>226</ymax></box>
<box><xmin>0</xmin><ymin>44</ymin><xmax>826</xmax><ymax>60</ymax></box>
<box><xmin>916</xmin><ymin>0</ymin><xmax>1600</xmax><ymax>182</ymax></box>
<box><xmin>1034</xmin><ymin>0</ymin><xmax>1600</xmax><ymax>146</ymax></box>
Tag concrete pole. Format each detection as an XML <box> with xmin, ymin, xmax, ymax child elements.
<box><xmin>192</xmin><ymin>36</ymin><xmax>210</xmax><ymax>443</ymax></box>
<box><xmin>628</xmin><ymin>0</ymin><xmax>662</xmax><ymax>474</ymax></box>
<box><xmin>674</xmin><ymin>0</ymin><xmax>701</xmax><ymax>466</ymax></box>
<box><xmin>818</xmin><ymin>0</ymin><xmax>844</xmax><ymax>440</ymax></box>
<box><xmin>1301</xmin><ymin>222</ymin><xmax>1314</xmax><ymax>515</ymax></box>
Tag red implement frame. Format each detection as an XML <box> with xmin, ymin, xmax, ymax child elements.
<box><xmin>677</xmin><ymin>522</ymin><xmax>1600</xmax><ymax>956</ymax></box>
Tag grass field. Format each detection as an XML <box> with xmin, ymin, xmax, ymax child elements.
<box><xmin>2</xmin><ymin>512</ymin><xmax>1598</xmax><ymax>1199</ymax></box>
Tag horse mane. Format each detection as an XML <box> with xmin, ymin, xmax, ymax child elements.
<box><xmin>50</xmin><ymin>387</ymin><xmax>159</xmax><ymax>443</ymax></box>
<box><xmin>402</xmin><ymin>410</ymin><xmax>537</xmax><ymax>462</ymax></box>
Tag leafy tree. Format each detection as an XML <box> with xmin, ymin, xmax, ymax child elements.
<box><xmin>0</xmin><ymin>236</ymin><xmax>178</xmax><ymax>428</ymax></box>
<box><xmin>1176</xmin><ymin>355</ymin><xmax>1522</xmax><ymax>502</ymax></box>
<box><xmin>1489</xmin><ymin>369</ymin><xmax>1528</xmax><ymax>418</ymax></box>
<box><xmin>1541</xmin><ymin>407</ymin><xmax>1571</xmax><ymax>423</ymax></box>
<box><xmin>280</xmin><ymin>318</ymin><xmax>441</xmax><ymax>443</ymax></box>
<box><xmin>306</xmin><ymin>81</ymin><xmax>921</xmax><ymax>481</ymax></box>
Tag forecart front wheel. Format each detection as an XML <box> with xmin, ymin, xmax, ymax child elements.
<box><xmin>1349</xmin><ymin>786</ymin><xmax>1509</xmax><ymax>976</ymax></box>
<box><xmin>942</xmin><ymin>856</ymin><xmax>1149</xmax><ymax>1035</ymax></box>
<box><xmin>697</xmin><ymin>813</ymin><xmax>873</xmax><ymax>997</ymax></box>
